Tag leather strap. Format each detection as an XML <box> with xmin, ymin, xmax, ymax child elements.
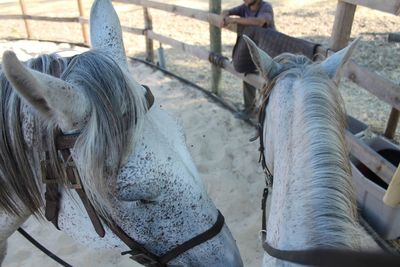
<box><xmin>158</xmin><ymin>210</ymin><xmax>225</xmax><ymax>264</ymax></box>
<box><xmin>142</xmin><ymin>85</ymin><xmax>154</xmax><ymax>110</ymax></box>
<box><xmin>58</xmin><ymin>147</ymin><xmax>106</xmax><ymax>237</ymax></box>
<box><xmin>260</xmin><ymin>174</ymin><xmax>400</xmax><ymax>267</ymax></box>
<box><xmin>263</xmin><ymin>242</ymin><xmax>400</xmax><ymax>267</ymax></box>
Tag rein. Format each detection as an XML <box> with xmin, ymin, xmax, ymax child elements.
<box><xmin>260</xmin><ymin>184</ymin><xmax>400</xmax><ymax>267</ymax></box>
<box><xmin>37</xmin><ymin>85</ymin><xmax>225</xmax><ymax>267</ymax></box>
<box><xmin>256</xmin><ymin>77</ymin><xmax>400</xmax><ymax>267</ymax></box>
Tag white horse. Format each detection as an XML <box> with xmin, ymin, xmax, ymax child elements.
<box><xmin>0</xmin><ymin>1</ymin><xmax>242</xmax><ymax>266</ymax></box>
<box><xmin>242</xmin><ymin>36</ymin><xmax>400</xmax><ymax>266</ymax></box>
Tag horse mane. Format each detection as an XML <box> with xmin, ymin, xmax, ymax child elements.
<box><xmin>0</xmin><ymin>50</ymin><xmax>147</xmax><ymax>220</ymax></box>
<box><xmin>266</xmin><ymin>54</ymin><xmax>368</xmax><ymax>249</ymax></box>
<box><xmin>0</xmin><ymin>53</ymin><xmax>69</xmax><ymax>216</ymax></box>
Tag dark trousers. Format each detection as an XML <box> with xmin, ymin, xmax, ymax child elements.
<box><xmin>243</xmin><ymin>81</ymin><xmax>256</xmax><ymax>112</ymax></box>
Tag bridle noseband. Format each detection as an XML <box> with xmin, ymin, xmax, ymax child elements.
<box><xmin>41</xmin><ymin>84</ymin><xmax>226</xmax><ymax>267</ymax></box>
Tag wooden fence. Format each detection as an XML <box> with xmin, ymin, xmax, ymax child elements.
<box><xmin>0</xmin><ymin>0</ymin><xmax>399</xmax><ymax>185</ymax></box>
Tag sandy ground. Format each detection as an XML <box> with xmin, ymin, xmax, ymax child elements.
<box><xmin>0</xmin><ymin>1</ymin><xmax>399</xmax><ymax>266</ymax></box>
<box><xmin>0</xmin><ymin>40</ymin><xmax>265</xmax><ymax>267</ymax></box>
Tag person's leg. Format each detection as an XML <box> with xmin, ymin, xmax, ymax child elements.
<box><xmin>234</xmin><ymin>81</ymin><xmax>257</xmax><ymax>120</ymax></box>
<box><xmin>243</xmin><ymin>81</ymin><xmax>256</xmax><ymax>113</ymax></box>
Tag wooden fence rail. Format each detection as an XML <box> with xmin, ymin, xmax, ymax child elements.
<box><xmin>346</xmin><ymin>131</ymin><xmax>396</xmax><ymax>184</ymax></box>
<box><xmin>330</xmin><ymin>0</ymin><xmax>400</xmax><ymax>138</ymax></box>
<box><xmin>145</xmin><ymin>30</ymin><xmax>264</xmax><ymax>88</ymax></box>
<box><xmin>0</xmin><ymin>14</ymin><xmax>80</xmax><ymax>23</ymax></box>
<box><xmin>344</xmin><ymin>62</ymin><xmax>400</xmax><ymax>111</ymax></box>
<box><xmin>342</xmin><ymin>0</ymin><xmax>400</xmax><ymax>15</ymax></box>
<box><xmin>114</xmin><ymin>0</ymin><xmax>237</xmax><ymax>32</ymax></box>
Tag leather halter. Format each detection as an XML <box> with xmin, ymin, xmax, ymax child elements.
<box><xmin>42</xmin><ymin>85</ymin><xmax>225</xmax><ymax>266</ymax></box>
<box><xmin>256</xmin><ymin>76</ymin><xmax>400</xmax><ymax>267</ymax></box>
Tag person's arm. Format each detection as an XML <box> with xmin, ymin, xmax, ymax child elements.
<box><xmin>255</xmin><ymin>3</ymin><xmax>274</xmax><ymax>28</ymax></box>
<box><xmin>224</xmin><ymin>16</ymin><xmax>267</xmax><ymax>27</ymax></box>
<box><xmin>220</xmin><ymin>5</ymin><xmax>244</xmax><ymax>27</ymax></box>
<box><xmin>225</xmin><ymin>4</ymin><xmax>274</xmax><ymax>28</ymax></box>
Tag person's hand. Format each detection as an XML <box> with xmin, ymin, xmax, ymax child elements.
<box><xmin>220</xmin><ymin>10</ymin><xmax>229</xmax><ymax>28</ymax></box>
<box><xmin>224</xmin><ymin>17</ymin><xmax>236</xmax><ymax>25</ymax></box>
<box><xmin>220</xmin><ymin>16</ymin><xmax>227</xmax><ymax>28</ymax></box>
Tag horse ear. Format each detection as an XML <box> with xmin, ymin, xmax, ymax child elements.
<box><xmin>242</xmin><ymin>35</ymin><xmax>283</xmax><ymax>80</ymax></box>
<box><xmin>90</xmin><ymin>0</ymin><xmax>128</xmax><ymax>69</ymax></box>
<box><xmin>2</xmin><ymin>51</ymin><xmax>89</xmax><ymax>131</ymax></box>
<box><xmin>321</xmin><ymin>38</ymin><xmax>360</xmax><ymax>83</ymax></box>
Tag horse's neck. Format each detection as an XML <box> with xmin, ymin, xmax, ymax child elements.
<box><xmin>264</xmin><ymin>78</ymin><xmax>370</xmax><ymax>252</ymax></box>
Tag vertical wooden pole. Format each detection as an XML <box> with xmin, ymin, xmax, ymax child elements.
<box><xmin>209</xmin><ymin>0</ymin><xmax>221</xmax><ymax>94</ymax></box>
<box><xmin>18</xmin><ymin>0</ymin><xmax>31</xmax><ymax>39</ymax></box>
<box><xmin>329</xmin><ymin>1</ymin><xmax>357</xmax><ymax>51</ymax></box>
<box><xmin>384</xmin><ymin>108</ymin><xmax>400</xmax><ymax>139</ymax></box>
<box><xmin>143</xmin><ymin>8</ymin><xmax>154</xmax><ymax>62</ymax></box>
<box><xmin>77</xmin><ymin>0</ymin><xmax>89</xmax><ymax>44</ymax></box>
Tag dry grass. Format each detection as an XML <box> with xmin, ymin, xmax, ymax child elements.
<box><xmin>0</xmin><ymin>0</ymin><xmax>399</xmax><ymax>140</ymax></box>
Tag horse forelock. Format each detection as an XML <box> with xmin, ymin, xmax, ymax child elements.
<box><xmin>266</xmin><ymin>54</ymin><xmax>366</xmax><ymax>249</ymax></box>
<box><xmin>62</xmin><ymin>50</ymin><xmax>147</xmax><ymax>220</ymax></box>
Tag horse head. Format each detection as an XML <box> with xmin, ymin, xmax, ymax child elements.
<box><xmin>0</xmin><ymin>1</ymin><xmax>243</xmax><ymax>266</ymax></box>
<box><xmin>243</xmin><ymin>34</ymin><xmax>359</xmax><ymax>176</ymax></box>
<box><xmin>242</xmin><ymin>36</ymin><xmax>383</xmax><ymax>267</ymax></box>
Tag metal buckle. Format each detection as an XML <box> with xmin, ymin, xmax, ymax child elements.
<box><xmin>56</xmin><ymin>150</ymin><xmax>81</xmax><ymax>189</ymax></box>
<box><xmin>40</xmin><ymin>152</ymin><xmax>82</xmax><ymax>189</ymax></box>
<box><xmin>64</xmin><ymin>162</ymin><xmax>82</xmax><ymax>189</ymax></box>
<box><xmin>41</xmin><ymin>159</ymin><xmax>58</xmax><ymax>184</ymax></box>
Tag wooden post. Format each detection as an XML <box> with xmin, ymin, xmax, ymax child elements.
<box><xmin>384</xmin><ymin>108</ymin><xmax>400</xmax><ymax>139</ymax></box>
<box><xmin>209</xmin><ymin>0</ymin><xmax>222</xmax><ymax>94</ymax></box>
<box><xmin>143</xmin><ymin>8</ymin><xmax>154</xmax><ymax>62</ymax></box>
<box><xmin>18</xmin><ymin>0</ymin><xmax>31</xmax><ymax>39</ymax></box>
<box><xmin>77</xmin><ymin>0</ymin><xmax>89</xmax><ymax>44</ymax></box>
<box><xmin>383</xmin><ymin>163</ymin><xmax>400</xmax><ymax>207</ymax></box>
<box><xmin>329</xmin><ymin>1</ymin><xmax>357</xmax><ymax>51</ymax></box>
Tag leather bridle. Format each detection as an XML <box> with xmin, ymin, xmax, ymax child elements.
<box><xmin>41</xmin><ymin>84</ymin><xmax>226</xmax><ymax>267</ymax></box>
<box><xmin>256</xmin><ymin>75</ymin><xmax>400</xmax><ymax>267</ymax></box>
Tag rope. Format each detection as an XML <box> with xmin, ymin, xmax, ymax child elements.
<box><xmin>208</xmin><ymin>52</ymin><xmax>228</xmax><ymax>68</ymax></box>
<box><xmin>17</xmin><ymin>228</ymin><xmax>73</xmax><ymax>267</ymax></box>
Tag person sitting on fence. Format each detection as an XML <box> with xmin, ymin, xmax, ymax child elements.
<box><xmin>221</xmin><ymin>0</ymin><xmax>275</xmax><ymax>120</ymax></box>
